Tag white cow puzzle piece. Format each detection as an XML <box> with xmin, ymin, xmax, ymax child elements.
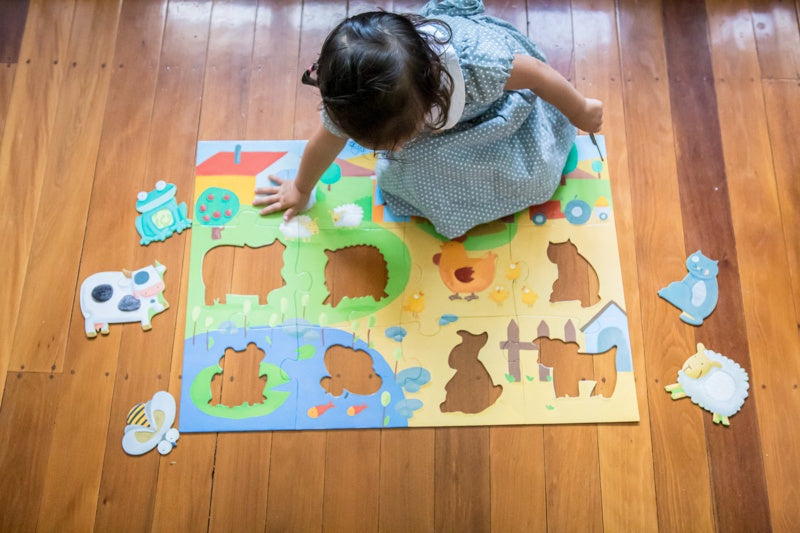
<box><xmin>80</xmin><ymin>261</ymin><xmax>169</xmax><ymax>337</ymax></box>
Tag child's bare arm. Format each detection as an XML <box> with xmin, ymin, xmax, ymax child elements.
<box><xmin>505</xmin><ymin>54</ymin><xmax>602</xmax><ymax>133</ymax></box>
<box><xmin>253</xmin><ymin>125</ymin><xmax>347</xmax><ymax>220</ymax></box>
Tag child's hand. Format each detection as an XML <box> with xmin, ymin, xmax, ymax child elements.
<box><xmin>253</xmin><ymin>175</ymin><xmax>311</xmax><ymax>221</ymax></box>
<box><xmin>572</xmin><ymin>97</ymin><xmax>603</xmax><ymax>133</ymax></box>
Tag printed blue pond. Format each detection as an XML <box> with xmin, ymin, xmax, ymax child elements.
<box><xmin>179</xmin><ymin>320</ymin><xmax>412</xmax><ymax>431</ymax></box>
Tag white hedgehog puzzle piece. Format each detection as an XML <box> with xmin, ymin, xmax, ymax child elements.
<box><xmin>665</xmin><ymin>343</ymin><xmax>749</xmax><ymax>426</ymax></box>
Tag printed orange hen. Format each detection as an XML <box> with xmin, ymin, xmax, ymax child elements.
<box><xmin>433</xmin><ymin>241</ymin><xmax>498</xmax><ymax>301</ymax></box>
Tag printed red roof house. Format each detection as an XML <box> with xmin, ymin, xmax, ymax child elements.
<box><xmin>335</xmin><ymin>156</ymin><xmax>375</xmax><ymax>176</ymax></box>
<box><xmin>197</xmin><ymin>150</ymin><xmax>287</xmax><ymax>177</ymax></box>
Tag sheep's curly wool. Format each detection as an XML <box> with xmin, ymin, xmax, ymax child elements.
<box><xmin>678</xmin><ymin>348</ymin><xmax>749</xmax><ymax>418</ymax></box>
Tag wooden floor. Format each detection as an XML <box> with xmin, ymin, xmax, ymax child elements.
<box><xmin>1</xmin><ymin>0</ymin><xmax>799</xmax><ymax>531</ymax></box>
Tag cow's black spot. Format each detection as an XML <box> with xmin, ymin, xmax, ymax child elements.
<box><xmin>118</xmin><ymin>295</ymin><xmax>141</xmax><ymax>312</ymax></box>
<box><xmin>91</xmin><ymin>284</ymin><xmax>113</xmax><ymax>302</ymax></box>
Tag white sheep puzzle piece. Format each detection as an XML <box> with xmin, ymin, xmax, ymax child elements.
<box><xmin>665</xmin><ymin>343</ymin><xmax>750</xmax><ymax>426</ymax></box>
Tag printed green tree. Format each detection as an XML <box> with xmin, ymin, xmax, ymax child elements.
<box><xmin>320</xmin><ymin>163</ymin><xmax>341</xmax><ymax>191</ymax></box>
<box><xmin>196</xmin><ymin>187</ymin><xmax>240</xmax><ymax>239</ymax></box>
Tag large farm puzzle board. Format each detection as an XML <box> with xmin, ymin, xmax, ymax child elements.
<box><xmin>179</xmin><ymin>135</ymin><xmax>639</xmax><ymax>432</ymax></box>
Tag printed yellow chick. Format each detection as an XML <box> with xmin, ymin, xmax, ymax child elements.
<box><xmin>505</xmin><ymin>261</ymin><xmax>522</xmax><ymax>281</ymax></box>
<box><xmin>489</xmin><ymin>285</ymin><xmax>510</xmax><ymax>304</ymax></box>
<box><xmin>521</xmin><ymin>286</ymin><xmax>538</xmax><ymax>307</ymax></box>
<box><xmin>402</xmin><ymin>291</ymin><xmax>425</xmax><ymax>316</ymax></box>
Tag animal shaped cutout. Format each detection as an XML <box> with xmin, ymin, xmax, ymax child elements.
<box><xmin>210</xmin><ymin>343</ymin><xmax>268</xmax><ymax>407</ymax></box>
<box><xmin>323</xmin><ymin>245</ymin><xmax>389</xmax><ymax>307</ymax></box>
<box><xmin>658</xmin><ymin>250</ymin><xmax>719</xmax><ymax>325</ymax></box>
<box><xmin>440</xmin><ymin>330</ymin><xmax>503</xmax><ymax>414</ymax></box>
<box><xmin>665</xmin><ymin>343</ymin><xmax>749</xmax><ymax>426</ymax></box>
<box><xmin>547</xmin><ymin>240</ymin><xmax>601</xmax><ymax>307</ymax></box>
<box><xmin>135</xmin><ymin>180</ymin><xmax>191</xmax><ymax>245</ymax></box>
<box><xmin>80</xmin><ymin>261</ymin><xmax>169</xmax><ymax>337</ymax></box>
<box><xmin>320</xmin><ymin>344</ymin><xmax>383</xmax><ymax>396</ymax></box>
<box><xmin>535</xmin><ymin>336</ymin><xmax>617</xmax><ymax>398</ymax></box>
<box><xmin>122</xmin><ymin>391</ymin><xmax>180</xmax><ymax>456</ymax></box>
<box><xmin>433</xmin><ymin>241</ymin><xmax>497</xmax><ymax>300</ymax></box>
<box><xmin>202</xmin><ymin>242</ymin><xmax>286</xmax><ymax>306</ymax></box>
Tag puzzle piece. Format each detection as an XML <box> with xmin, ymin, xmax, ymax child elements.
<box><xmin>80</xmin><ymin>261</ymin><xmax>169</xmax><ymax>337</ymax></box>
<box><xmin>400</xmin><ymin>223</ymin><xmax>517</xmax><ymax>322</ymax></box>
<box><xmin>135</xmin><ymin>181</ymin><xmax>191</xmax><ymax>245</ymax></box>
<box><xmin>179</xmin><ymin>324</ymin><xmax>300</xmax><ymax>432</ymax></box>
<box><xmin>665</xmin><ymin>343</ymin><xmax>749</xmax><ymax>426</ymax></box>
<box><xmin>658</xmin><ymin>250</ymin><xmax>719</xmax><ymax>326</ymax></box>
<box><xmin>122</xmin><ymin>391</ymin><xmax>180</xmax><ymax>456</ymax></box>
<box><xmin>277</xmin><ymin>324</ymin><xmax>410</xmax><ymax>430</ymax></box>
<box><xmin>290</xmin><ymin>227</ymin><xmax>409</xmax><ymax>330</ymax></box>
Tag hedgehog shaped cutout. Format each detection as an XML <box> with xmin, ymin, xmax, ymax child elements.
<box><xmin>665</xmin><ymin>343</ymin><xmax>749</xmax><ymax>426</ymax></box>
<box><xmin>122</xmin><ymin>391</ymin><xmax>180</xmax><ymax>455</ymax></box>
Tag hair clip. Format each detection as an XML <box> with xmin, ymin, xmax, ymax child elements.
<box><xmin>301</xmin><ymin>62</ymin><xmax>319</xmax><ymax>86</ymax></box>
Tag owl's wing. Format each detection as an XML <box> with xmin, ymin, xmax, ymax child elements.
<box><xmin>691</xmin><ymin>279</ymin><xmax>707</xmax><ymax>307</ymax></box>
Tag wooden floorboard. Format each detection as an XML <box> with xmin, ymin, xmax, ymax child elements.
<box><xmin>573</xmin><ymin>1</ymin><xmax>659</xmax><ymax>530</ymax></box>
<box><xmin>707</xmin><ymin>1</ymin><xmax>800</xmax><ymax>529</ymax></box>
<box><xmin>0</xmin><ymin>64</ymin><xmax>15</xmax><ymax>149</ymax></box>
<box><xmin>751</xmin><ymin>0</ymin><xmax>800</xmax><ymax>80</ymax></box>
<box><xmin>616</xmin><ymin>0</ymin><xmax>716</xmax><ymax>530</ymax></box>
<box><xmin>0</xmin><ymin>0</ymin><xmax>29</xmax><ymax>64</ymax></box>
<box><xmin>762</xmin><ymin>80</ymin><xmax>800</xmax><ymax>322</ymax></box>
<box><xmin>662</xmin><ymin>1</ymin><xmax>772</xmax><ymax>530</ymax></box>
<box><xmin>91</xmin><ymin>1</ymin><xmax>169</xmax><ymax>531</ymax></box>
<box><xmin>0</xmin><ymin>0</ymin><xmax>75</xmax><ymax>407</ymax></box>
<box><xmin>148</xmin><ymin>2</ymin><xmax>216</xmax><ymax>529</ymax></box>
<box><xmin>0</xmin><ymin>372</ymin><xmax>61</xmax><ymax>532</ymax></box>
<box><xmin>1</xmin><ymin>1</ymin><xmax>799</xmax><ymax>531</ymax></box>
<box><xmin>528</xmin><ymin>5</ymin><xmax>605</xmax><ymax>531</ymax></box>
<box><xmin>21</xmin><ymin>4</ymin><xmax>124</xmax><ymax>531</ymax></box>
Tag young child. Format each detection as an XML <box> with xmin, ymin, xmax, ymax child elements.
<box><xmin>253</xmin><ymin>0</ymin><xmax>602</xmax><ymax>239</ymax></box>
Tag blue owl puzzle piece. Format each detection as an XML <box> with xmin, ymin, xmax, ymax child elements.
<box><xmin>658</xmin><ymin>250</ymin><xmax>719</xmax><ymax>326</ymax></box>
<box><xmin>135</xmin><ymin>180</ymin><xmax>192</xmax><ymax>245</ymax></box>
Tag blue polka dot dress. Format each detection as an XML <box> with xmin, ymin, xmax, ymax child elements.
<box><xmin>324</xmin><ymin>0</ymin><xmax>576</xmax><ymax>238</ymax></box>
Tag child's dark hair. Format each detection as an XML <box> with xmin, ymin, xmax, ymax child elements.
<box><xmin>304</xmin><ymin>11</ymin><xmax>453</xmax><ymax>150</ymax></box>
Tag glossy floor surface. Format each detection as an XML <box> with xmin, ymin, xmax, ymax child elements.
<box><xmin>1</xmin><ymin>0</ymin><xmax>799</xmax><ymax>531</ymax></box>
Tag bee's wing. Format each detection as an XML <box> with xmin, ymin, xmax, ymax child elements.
<box><xmin>122</xmin><ymin>391</ymin><xmax>177</xmax><ymax>456</ymax></box>
<box><xmin>122</xmin><ymin>424</ymin><xmax>158</xmax><ymax>455</ymax></box>
<box><xmin>146</xmin><ymin>391</ymin><xmax>177</xmax><ymax>442</ymax></box>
